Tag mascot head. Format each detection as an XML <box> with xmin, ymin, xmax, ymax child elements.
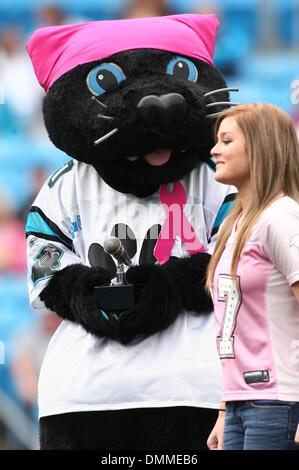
<box><xmin>27</xmin><ymin>14</ymin><xmax>233</xmax><ymax>197</ymax></box>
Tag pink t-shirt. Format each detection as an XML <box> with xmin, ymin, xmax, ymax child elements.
<box><xmin>212</xmin><ymin>196</ymin><xmax>299</xmax><ymax>402</ymax></box>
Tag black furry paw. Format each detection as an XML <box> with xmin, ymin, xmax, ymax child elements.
<box><xmin>163</xmin><ymin>253</ymin><xmax>213</xmax><ymax>313</ymax></box>
<box><xmin>39</xmin><ymin>264</ymin><xmax>124</xmax><ymax>340</ymax></box>
<box><xmin>115</xmin><ymin>263</ymin><xmax>182</xmax><ymax>344</ymax></box>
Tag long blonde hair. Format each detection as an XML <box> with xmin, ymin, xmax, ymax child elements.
<box><xmin>205</xmin><ymin>102</ymin><xmax>299</xmax><ymax>291</ymax></box>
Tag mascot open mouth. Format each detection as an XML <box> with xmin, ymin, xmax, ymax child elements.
<box><xmin>127</xmin><ymin>149</ymin><xmax>172</xmax><ymax>166</ymax></box>
<box><xmin>143</xmin><ymin>148</ymin><xmax>172</xmax><ymax>166</ymax></box>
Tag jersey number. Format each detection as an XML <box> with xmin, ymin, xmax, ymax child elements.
<box><xmin>217</xmin><ymin>275</ymin><xmax>241</xmax><ymax>358</ymax></box>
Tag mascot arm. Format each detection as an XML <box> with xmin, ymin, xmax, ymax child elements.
<box><xmin>39</xmin><ymin>264</ymin><xmax>128</xmax><ymax>340</ymax></box>
<box><xmin>27</xmin><ymin>232</ymin><xmax>122</xmax><ymax>341</ymax></box>
<box><xmin>162</xmin><ymin>252</ymin><xmax>212</xmax><ymax>312</ymax></box>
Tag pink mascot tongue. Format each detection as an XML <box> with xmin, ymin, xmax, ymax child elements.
<box><xmin>144</xmin><ymin>149</ymin><xmax>172</xmax><ymax>166</ymax></box>
<box><xmin>26</xmin><ymin>14</ymin><xmax>219</xmax><ymax>93</ymax></box>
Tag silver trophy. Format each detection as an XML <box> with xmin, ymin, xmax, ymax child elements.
<box><xmin>103</xmin><ymin>237</ymin><xmax>132</xmax><ymax>285</ymax></box>
<box><xmin>94</xmin><ymin>237</ymin><xmax>137</xmax><ymax>312</ymax></box>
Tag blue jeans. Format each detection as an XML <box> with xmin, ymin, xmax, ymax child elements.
<box><xmin>223</xmin><ymin>400</ymin><xmax>299</xmax><ymax>450</ymax></box>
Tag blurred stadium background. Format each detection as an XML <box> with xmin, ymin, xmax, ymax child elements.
<box><xmin>0</xmin><ymin>0</ymin><xmax>298</xmax><ymax>450</ymax></box>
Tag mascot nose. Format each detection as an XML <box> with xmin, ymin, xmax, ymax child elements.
<box><xmin>136</xmin><ymin>93</ymin><xmax>188</xmax><ymax>127</ymax></box>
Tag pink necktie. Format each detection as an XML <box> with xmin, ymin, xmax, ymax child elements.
<box><xmin>154</xmin><ymin>182</ymin><xmax>205</xmax><ymax>264</ymax></box>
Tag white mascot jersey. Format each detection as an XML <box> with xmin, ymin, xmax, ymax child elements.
<box><xmin>26</xmin><ymin>159</ymin><xmax>236</xmax><ymax>418</ymax></box>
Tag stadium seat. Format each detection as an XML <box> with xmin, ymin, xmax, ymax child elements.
<box><xmin>0</xmin><ymin>136</ymin><xmax>68</xmax><ymax>209</ymax></box>
<box><xmin>275</xmin><ymin>0</ymin><xmax>299</xmax><ymax>45</ymax></box>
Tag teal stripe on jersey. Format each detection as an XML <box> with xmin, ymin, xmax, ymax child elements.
<box><xmin>26</xmin><ymin>211</ymin><xmax>72</xmax><ymax>247</ymax></box>
<box><xmin>204</xmin><ymin>158</ymin><xmax>216</xmax><ymax>172</ymax></box>
<box><xmin>213</xmin><ymin>200</ymin><xmax>234</xmax><ymax>228</ymax></box>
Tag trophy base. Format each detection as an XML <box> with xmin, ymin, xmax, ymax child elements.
<box><xmin>94</xmin><ymin>283</ymin><xmax>138</xmax><ymax>312</ymax></box>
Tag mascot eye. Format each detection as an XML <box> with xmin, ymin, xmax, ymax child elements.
<box><xmin>86</xmin><ymin>63</ymin><xmax>125</xmax><ymax>96</ymax></box>
<box><xmin>166</xmin><ymin>57</ymin><xmax>198</xmax><ymax>82</ymax></box>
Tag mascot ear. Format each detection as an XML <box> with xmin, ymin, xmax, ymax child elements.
<box><xmin>26</xmin><ymin>14</ymin><xmax>219</xmax><ymax>93</ymax></box>
<box><xmin>177</xmin><ymin>14</ymin><xmax>219</xmax><ymax>60</ymax></box>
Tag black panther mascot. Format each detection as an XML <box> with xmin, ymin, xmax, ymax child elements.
<box><xmin>25</xmin><ymin>14</ymin><xmax>237</xmax><ymax>450</ymax></box>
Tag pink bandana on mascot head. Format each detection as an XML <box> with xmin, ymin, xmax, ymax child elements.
<box><xmin>26</xmin><ymin>14</ymin><xmax>219</xmax><ymax>93</ymax></box>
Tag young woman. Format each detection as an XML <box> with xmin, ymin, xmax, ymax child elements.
<box><xmin>206</xmin><ymin>103</ymin><xmax>299</xmax><ymax>450</ymax></box>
